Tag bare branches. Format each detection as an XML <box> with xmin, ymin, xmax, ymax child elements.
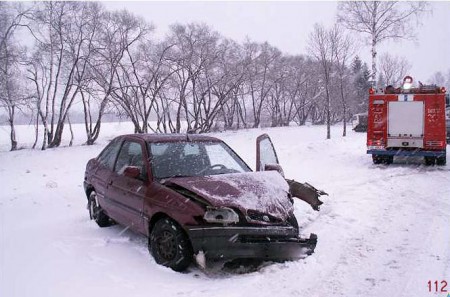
<box><xmin>0</xmin><ymin>2</ymin><xmax>31</xmax><ymax>150</ymax></box>
<box><xmin>338</xmin><ymin>1</ymin><xmax>429</xmax><ymax>41</ymax></box>
<box><xmin>308</xmin><ymin>23</ymin><xmax>335</xmax><ymax>139</ymax></box>
<box><xmin>338</xmin><ymin>1</ymin><xmax>430</xmax><ymax>82</ymax></box>
<box><xmin>378</xmin><ymin>53</ymin><xmax>411</xmax><ymax>87</ymax></box>
<box><xmin>4</xmin><ymin>3</ymin><xmax>382</xmax><ymax>149</ymax></box>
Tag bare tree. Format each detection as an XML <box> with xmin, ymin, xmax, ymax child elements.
<box><xmin>308</xmin><ymin>24</ymin><xmax>334</xmax><ymax>139</ymax></box>
<box><xmin>161</xmin><ymin>23</ymin><xmax>222</xmax><ymax>132</ymax></box>
<box><xmin>0</xmin><ymin>2</ymin><xmax>30</xmax><ymax>150</ymax></box>
<box><xmin>28</xmin><ymin>2</ymin><xmax>86</xmax><ymax>149</ymax></box>
<box><xmin>3</xmin><ymin>4</ymin><xmax>393</xmax><ymax>149</ymax></box>
<box><xmin>133</xmin><ymin>41</ymin><xmax>175</xmax><ymax>133</ymax></box>
<box><xmin>266</xmin><ymin>55</ymin><xmax>309</xmax><ymax>127</ymax></box>
<box><xmin>194</xmin><ymin>38</ymin><xmax>249</xmax><ymax>132</ymax></box>
<box><xmin>330</xmin><ymin>24</ymin><xmax>355</xmax><ymax>137</ymax></box>
<box><xmin>289</xmin><ymin>58</ymin><xmax>323</xmax><ymax>126</ymax></box>
<box><xmin>215</xmin><ymin>39</ymin><xmax>249</xmax><ymax>130</ymax></box>
<box><xmin>243</xmin><ymin>41</ymin><xmax>281</xmax><ymax>128</ymax></box>
<box><xmin>428</xmin><ymin>71</ymin><xmax>446</xmax><ymax>87</ymax></box>
<box><xmin>446</xmin><ymin>70</ymin><xmax>450</xmax><ymax>90</ymax></box>
<box><xmin>83</xmin><ymin>7</ymin><xmax>149</xmax><ymax>144</ymax></box>
<box><xmin>337</xmin><ymin>1</ymin><xmax>429</xmax><ymax>84</ymax></box>
<box><xmin>378</xmin><ymin>53</ymin><xmax>411</xmax><ymax>87</ymax></box>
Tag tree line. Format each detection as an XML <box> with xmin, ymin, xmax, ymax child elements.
<box><xmin>1</xmin><ymin>1</ymin><xmax>429</xmax><ymax>151</ymax></box>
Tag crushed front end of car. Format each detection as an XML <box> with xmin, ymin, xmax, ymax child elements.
<box><xmin>163</xmin><ymin>171</ymin><xmax>318</xmax><ymax>265</ymax></box>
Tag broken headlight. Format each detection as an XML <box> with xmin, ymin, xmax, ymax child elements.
<box><xmin>203</xmin><ymin>207</ymin><xmax>239</xmax><ymax>224</ymax></box>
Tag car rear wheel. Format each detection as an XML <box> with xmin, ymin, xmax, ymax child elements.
<box><xmin>88</xmin><ymin>191</ymin><xmax>112</xmax><ymax>227</ymax></box>
<box><xmin>149</xmin><ymin>218</ymin><xmax>193</xmax><ymax>272</ymax></box>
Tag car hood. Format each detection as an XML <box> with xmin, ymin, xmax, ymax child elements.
<box><xmin>165</xmin><ymin>171</ymin><xmax>293</xmax><ymax>221</ymax></box>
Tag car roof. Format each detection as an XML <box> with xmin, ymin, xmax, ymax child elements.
<box><xmin>116</xmin><ymin>133</ymin><xmax>222</xmax><ymax>143</ymax></box>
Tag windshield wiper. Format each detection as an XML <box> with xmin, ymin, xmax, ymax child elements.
<box><xmin>158</xmin><ymin>174</ymin><xmax>193</xmax><ymax>181</ymax></box>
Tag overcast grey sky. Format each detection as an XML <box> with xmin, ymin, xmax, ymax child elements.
<box><xmin>104</xmin><ymin>1</ymin><xmax>450</xmax><ymax>82</ymax></box>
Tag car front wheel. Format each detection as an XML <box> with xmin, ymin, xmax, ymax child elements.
<box><xmin>149</xmin><ymin>218</ymin><xmax>193</xmax><ymax>272</ymax></box>
<box><xmin>88</xmin><ymin>191</ymin><xmax>112</xmax><ymax>227</ymax></box>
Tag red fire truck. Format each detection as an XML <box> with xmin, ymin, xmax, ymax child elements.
<box><xmin>367</xmin><ymin>76</ymin><xmax>447</xmax><ymax>166</ymax></box>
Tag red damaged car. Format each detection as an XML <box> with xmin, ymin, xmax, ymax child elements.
<box><xmin>83</xmin><ymin>133</ymin><xmax>318</xmax><ymax>271</ymax></box>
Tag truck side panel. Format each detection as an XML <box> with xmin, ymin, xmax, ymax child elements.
<box><xmin>420</xmin><ymin>94</ymin><xmax>447</xmax><ymax>151</ymax></box>
<box><xmin>367</xmin><ymin>95</ymin><xmax>392</xmax><ymax>148</ymax></box>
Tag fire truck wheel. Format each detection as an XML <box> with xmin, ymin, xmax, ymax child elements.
<box><xmin>372</xmin><ymin>155</ymin><xmax>383</xmax><ymax>164</ymax></box>
<box><xmin>384</xmin><ymin>156</ymin><xmax>394</xmax><ymax>165</ymax></box>
<box><xmin>436</xmin><ymin>156</ymin><xmax>446</xmax><ymax>166</ymax></box>
<box><xmin>424</xmin><ymin>156</ymin><xmax>436</xmax><ymax>166</ymax></box>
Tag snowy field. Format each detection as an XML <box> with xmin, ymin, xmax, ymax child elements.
<box><xmin>1</xmin><ymin>123</ymin><xmax>449</xmax><ymax>297</ymax></box>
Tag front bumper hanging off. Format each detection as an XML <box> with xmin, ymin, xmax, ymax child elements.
<box><xmin>186</xmin><ymin>225</ymin><xmax>317</xmax><ymax>261</ymax></box>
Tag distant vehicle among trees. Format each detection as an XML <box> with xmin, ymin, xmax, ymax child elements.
<box><xmin>352</xmin><ymin>113</ymin><xmax>368</xmax><ymax>133</ymax></box>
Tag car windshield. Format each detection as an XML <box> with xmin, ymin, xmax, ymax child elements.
<box><xmin>148</xmin><ymin>141</ymin><xmax>251</xmax><ymax>179</ymax></box>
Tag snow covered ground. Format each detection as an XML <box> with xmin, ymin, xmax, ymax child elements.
<box><xmin>1</xmin><ymin>123</ymin><xmax>449</xmax><ymax>297</ymax></box>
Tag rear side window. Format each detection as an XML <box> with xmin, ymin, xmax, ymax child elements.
<box><xmin>97</xmin><ymin>139</ymin><xmax>121</xmax><ymax>170</ymax></box>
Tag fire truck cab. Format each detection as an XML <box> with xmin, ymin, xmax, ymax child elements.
<box><xmin>367</xmin><ymin>76</ymin><xmax>447</xmax><ymax>166</ymax></box>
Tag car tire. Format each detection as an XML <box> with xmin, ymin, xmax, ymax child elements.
<box><xmin>88</xmin><ymin>191</ymin><xmax>112</xmax><ymax>227</ymax></box>
<box><xmin>436</xmin><ymin>156</ymin><xmax>446</xmax><ymax>166</ymax></box>
<box><xmin>149</xmin><ymin>218</ymin><xmax>193</xmax><ymax>272</ymax></box>
<box><xmin>424</xmin><ymin>156</ymin><xmax>436</xmax><ymax>166</ymax></box>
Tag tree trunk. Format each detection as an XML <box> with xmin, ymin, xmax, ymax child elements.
<box><xmin>32</xmin><ymin>114</ymin><xmax>39</xmax><ymax>149</ymax></box>
<box><xmin>340</xmin><ymin>78</ymin><xmax>347</xmax><ymax>137</ymax></box>
<box><xmin>68</xmin><ymin>114</ymin><xmax>74</xmax><ymax>147</ymax></box>
<box><xmin>48</xmin><ymin>121</ymin><xmax>65</xmax><ymax>148</ymax></box>
<box><xmin>41</xmin><ymin>120</ymin><xmax>48</xmax><ymax>150</ymax></box>
<box><xmin>342</xmin><ymin>104</ymin><xmax>347</xmax><ymax>137</ymax></box>
<box><xmin>326</xmin><ymin>98</ymin><xmax>331</xmax><ymax>139</ymax></box>
<box><xmin>325</xmin><ymin>84</ymin><xmax>331</xmax><ymax>139</ymax></box>
<box><xmin>371</xmin><ymin>33</ymin><xmax>377</xmax><ymax>85</ymax></box>
<box><xmin>87</xmin><ymin>118</ymin><xmax>103</xmax><ymax>145</ymax></box>
<box><xmin>9</xmin><ymin>117</ymin><xmax>17</xmax><ymax>151</ymax></box>
<box><xmin>176</xmin><ymin>99</ymin><xmax>182</xmax><ymax>133</ymax></box>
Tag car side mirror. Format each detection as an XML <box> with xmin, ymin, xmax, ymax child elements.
<box><xmin>264</xmin><ymin>163</ymin><xmax>285</xmax><ymax>177</ymax></box>
<box><xmin>123</xmin><ymin>166</ymin><xmax>141</xmax><ymax>179</ymax></box>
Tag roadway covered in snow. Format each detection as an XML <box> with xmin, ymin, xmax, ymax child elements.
<box><xmin>1</xmin><ymin>123</ymin><xmax>449</xmax><ymax>297</ymax></box>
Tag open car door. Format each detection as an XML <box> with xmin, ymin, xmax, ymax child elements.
<box><xmin>256</xmin><ymin>134</ymin><xmax>284</xmax><ymax>176</ymax></box>
<box><xmin>256</xmin><ymin>134</ymin><xmax>327</xmax><ymax>211</ymax></box>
